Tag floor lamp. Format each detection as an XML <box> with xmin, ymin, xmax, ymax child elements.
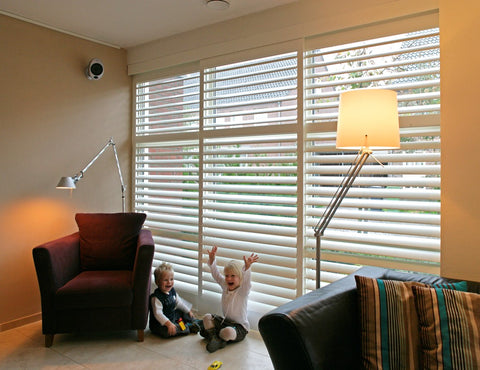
<box><xmin>313</xmin><ymin>89</ymin><xmax>400</xmax><ymax>289</ymax></box>
<box><xmin>56</xmin><ymin>137</ymin><xmax>126</xmax><ymax>212</ymax></box>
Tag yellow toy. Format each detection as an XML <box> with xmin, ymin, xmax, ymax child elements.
<box><xmin>208</xmin><ymin>360</ymin><xmax>223</xmax><ymax>370</ymax></box>
<box><xmin>177</xmin><ymin>318</ymin><xmax>186</xmax><ymax>331</ymax></box>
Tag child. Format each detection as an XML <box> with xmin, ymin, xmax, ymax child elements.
<box><xmin>149</xmin><ymin>262</ymin><xmax>200</xmax><ymax>338</ymax></box>
<box><xmin>202</xmin><ymin>246</ymin><xmax>259</xmax><ymax>353</ymax></box>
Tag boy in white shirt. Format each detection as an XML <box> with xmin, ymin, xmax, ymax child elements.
<box><xmin>202</xmin><ymin>246</ymin><xmax>259</xmax><ymax>352</ymax></box>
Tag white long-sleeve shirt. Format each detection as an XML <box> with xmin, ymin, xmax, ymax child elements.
<box><xmin>150</xmin><ymin>290</ymin><xmax>192</xmax><ymax>326</ymax></box>
<box><xmin>209</xmin><ymin>260</ymin><xmax>251</xmax><ymax>331</ymax></box>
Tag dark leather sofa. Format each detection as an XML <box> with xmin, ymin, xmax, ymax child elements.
<box><xmin>258</xmin><ymin>266</ymin><xmax>480</xmax><ymax>370</ymax></box>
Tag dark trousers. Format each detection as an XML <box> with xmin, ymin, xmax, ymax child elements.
<box><xmin>151</xmin><ymin>310</ymin><xmax>194</xmax><ymax>339</ymax></box>
<box><xmin>211</xmin><ymin>314</ymin><xmax>248</xmax><ymax>342</ymax></box>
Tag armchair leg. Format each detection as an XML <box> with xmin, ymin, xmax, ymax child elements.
<box><xmin>137</xmin><ymin>329</ymin><xmax>144</xmax><ymax>342</ymax></box>
<box><xmin>45</xmin><ymin>334</ymin><xmax>54</xmax><ymax>347</ymax></box>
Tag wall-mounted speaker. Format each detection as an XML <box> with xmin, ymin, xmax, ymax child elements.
<box><xmin>85</xmin><ymin>58</ymin><xmax>104</xmax><ymax>80</ymax></box>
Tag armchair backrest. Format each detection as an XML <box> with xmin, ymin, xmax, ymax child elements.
<box><xmin>75</xmin><ymin>212</ymin><xmax>146</xmax><ymax>270</ymax></box>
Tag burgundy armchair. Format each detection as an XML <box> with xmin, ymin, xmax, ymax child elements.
<box><xmin>32</xmin><ymin>213</ymin><xmax>154</xmax><ymax>347</ymax></box>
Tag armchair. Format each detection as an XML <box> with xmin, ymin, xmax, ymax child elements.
<box><xmin>32</xmin><ymin>213</ymin><xmax>154</xmax><ymax>347</ymax></box>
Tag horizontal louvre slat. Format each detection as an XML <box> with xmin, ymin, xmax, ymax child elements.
<box><xmin>203</xmin><ymin>227</ymin><xmax>297</xmax><ymax>247</ymax></box>
<box><xmin>204</xmin><ymin>202</ymin><xmax>297</xmax><ymax>216</ymax></box>
<box><xmin>204</xmin><ymin>210</ymin><xmax>296</xmax><ymax>226</ymax></box>
<box><xmin>307</xmin><ymin>208</ymin><xmax>439</xmax><ymax>225</ymax></box>
<box><xmin>308</xmin><ymin>186</ymin><xmax>439</xmax><ymax>200</ymax></box>
<box><xmin>306</xmin><ymin>230</ymin><xmax>440</xmax><ymax>251</ymax></box>
<box><xmin>308</xmin><ymin>198</ymin><xmax>440</xmax><ymax>212</ymax></box>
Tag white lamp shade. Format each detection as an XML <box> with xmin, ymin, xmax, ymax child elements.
<box><xmin>56</xmin><ymin>176</ymin><xmax>76</xmax><ymax>189</ymax></box>
<box><xmin>336</xmin><ymin>89</ymin><xmax>400</xmax><ymax>150</ymax></box>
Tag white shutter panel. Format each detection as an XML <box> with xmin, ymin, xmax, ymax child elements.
<box><xmin>135</xmin><ymin>72</ymin><xmax>201</xmax><ymax>294</ymax></box>
<box><xmin>202</xmin><ymin>52</ymin><xmax>299</xmax><ymax>311</ymax></box>
<box><xmin>304</xmin><ymin>29</ymin><xmax>440</xmax><ymax>290</ymax></box>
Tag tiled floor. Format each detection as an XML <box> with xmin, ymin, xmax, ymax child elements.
<box><xmin>0</xmin><ymin>321</ymin><xmax>274</xmax><ymax>369</ymax></box>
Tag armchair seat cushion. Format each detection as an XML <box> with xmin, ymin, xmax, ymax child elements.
<box><xmin>56</xmin><ymin>270</ymin><xmax>133</xmax><ymax>309</ymax></box>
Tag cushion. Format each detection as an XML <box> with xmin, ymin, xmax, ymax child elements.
<box><xmin>413</xmin><ymin>286</ymin><xmax>480</xmax><ymax>369</ymax></box>
<box><xmin>355</xmin><ymin>275</ymin><xmax>467</xmax><ymax>370</ymax></box>
<box><xmin>76</xmin><ymin>212</ymin><xmax>146</xmax><ymax>270</ymax></box>
<box><xmin>56</xmin><ymin>270</ymin><xmax>133</xmax><ymax>309</ymax></box>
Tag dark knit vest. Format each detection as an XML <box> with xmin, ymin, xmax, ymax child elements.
<box><xmin>149</xmin><ymin>287</ymin><xmax>178</xmax><ymax>332</ymax></box>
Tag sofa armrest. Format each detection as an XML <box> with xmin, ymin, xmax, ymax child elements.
<box><xmin>32</xmin><ymin>232</ymin><xmax>81</xmax><ymax>333</ymax></box>
<box><xmin>131</xmin><ymin>229</ymin><xmax>154</xmax><ymax>328</ymax></box>
<box><xmin>259</xmin><ymin>266</ymin><xmax>387</xmax><ymax>370</ymax></box>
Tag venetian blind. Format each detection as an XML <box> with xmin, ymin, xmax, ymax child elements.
<box><xmin>304</xmin><ymin>28</ymin><xmax>440</xmax><ymax>289</ymax></box>
<box><xmin>201</xmin><ymin>52</ymin><xmax>300</xmax><ymax>312</ymax></box>
<box><xmin>135</xmin><ymin>72</ymin><xmax>201</xmax><ymax>294</ymax></box>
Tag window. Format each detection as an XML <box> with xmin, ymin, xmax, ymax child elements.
<box><xmin>304</xmin><ymin>29</ymin><xmax>440</xmax><ymax>289</ymax></box>
<box><xmin>134</xmin><ymin>27</ymin><xmax>440</xmax><ymax>313</ymax></box>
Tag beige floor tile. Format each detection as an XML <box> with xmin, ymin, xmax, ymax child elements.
<box><xmin>0</xmin><ymin>323</ymin><xmax>273</xmax><ymax>369</ymax></box>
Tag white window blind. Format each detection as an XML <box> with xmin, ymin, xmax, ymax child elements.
<box><xmin>135</xmin><ymin>73</ymin><xmax>201</xmax><ymax>294</ymax></box>
<box><xmin>134</xmin><ymin>52</ymin><xmax>299</xmax><ymax>311</ymax></box>
<box><xmin>202</xmin><ymin>52</ymin><xmax>299</xmax><ymax>312</ymax></box>
<box><xmin>304</xmin><ymin>29</ymin><xmax>440</xmax><ymax>289</ymax></box>
<box><xmin>134</xmin><ymin>26</ymin><xmax>440</xmax><ymax>310</ymax></box>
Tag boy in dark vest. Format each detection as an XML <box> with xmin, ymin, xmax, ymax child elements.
<box><xmin>149</xmin><ymin>262</ymin><xmax>200</xmax><ymax>338</ymax></box>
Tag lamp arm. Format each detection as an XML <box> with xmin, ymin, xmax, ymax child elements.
<box><xmin>313</xmin><ymin>149</ymin><xmax>371</xmax><ymax>237</ymax></box>
<box><xmin>71</xmin><ymin>138</ymin><xmax>126</xmax><ymax>212</ymax></box>
<box><xmin>111</xmin><ymin>140</ymin><xmax>126</xmax><ymax>212</ymax></box>
<box><xmin>71</xmin><ymin>139</ymin><xmax>113</xmax><ymax>182</ymax></box>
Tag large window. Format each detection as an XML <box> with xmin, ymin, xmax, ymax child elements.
<box><xmin>134</xmin><ymin>27</ymin><xmax>440</xmax><ymax>313</ymax></box>
<box><xmin>304</xmin><ymin>28</ymin><xmax>440</xmax><ymax>289</ymax></box>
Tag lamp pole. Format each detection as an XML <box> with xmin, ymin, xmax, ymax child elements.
<box><xmin>313</xmin><ymin>148</ymin><xmax>371</xmax><ymax>289</ymax></box>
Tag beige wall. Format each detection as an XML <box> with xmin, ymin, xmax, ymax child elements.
<box><xmin>0</xmin><ymin>15</ymin><xmax>131</xmax><ymax>329</ymax></box>
<box><xmin>440</xmin><ymin>0</ymin><xmax>480</xmax><ymax>281</ymax></box>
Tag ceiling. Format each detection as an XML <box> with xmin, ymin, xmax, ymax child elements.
<box><xmin>0</xmin><ymin>0</ymin><xmax>298</xmax><ymax>49</ymax></box>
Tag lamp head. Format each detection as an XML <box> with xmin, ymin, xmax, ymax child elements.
<box><xmin>336</xmin><ymin>89</ymin><xmax>400</xmax><ymax>151</ymax></box>
<box><xmin>56</xmin><ymin>176</ymin><xmax>76</xmax><ymax>189</ymax></box>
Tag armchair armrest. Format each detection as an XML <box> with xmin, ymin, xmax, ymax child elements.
<box><xmin>131</xmin><ymin>229</ymin><xmax>154</xmax><ymax>328</ymax></box>
<box><xmin>259</xmin><ymin>267</ymin><xmax>387</xmax><ymax>370</ymax></box>
<box><xmin>32</xmin><ymin>232</ymin><xmax>81</xmax><ymax>333</ymax></box>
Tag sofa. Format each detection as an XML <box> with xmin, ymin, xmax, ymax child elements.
<box><xmin>258</xmin><ymin>266</ymin><xmax>480</xmax><ymax>370</ymax></box>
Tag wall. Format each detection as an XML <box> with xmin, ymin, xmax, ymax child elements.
<box><xmin>0</xmin><ymin>15</ymin><xmax>131</xmax><ymax>330</ymax></box>
<box><xmin>440</xmin><ymin>0</ymin><xmax>480</xmax><ymax>281</ymax></box>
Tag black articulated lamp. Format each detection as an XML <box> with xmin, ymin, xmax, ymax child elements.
<box><xmin>313</xmin><ymin>89</ymin><xmax>400</xmax><ymax>289</ymax></box>
<box><xmin>56</xmin><ymin>137</ymin><xmax>126</xmax><ymax>212</ymax></box>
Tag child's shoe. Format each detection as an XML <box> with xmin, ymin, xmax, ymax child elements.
<box><xmin>188</xmin><ymin>321</ymin><xmax>201</xmax><ymax>334</ymax></box>
<box><xmin>206</xmin><ymin>335</ymin><xmax>226</xmax><ymax>353</ymax></box>
<box><xmin>205</xmin><ymin>328</ymin><xmax>226</xmax><ymax>353</ymax></box>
